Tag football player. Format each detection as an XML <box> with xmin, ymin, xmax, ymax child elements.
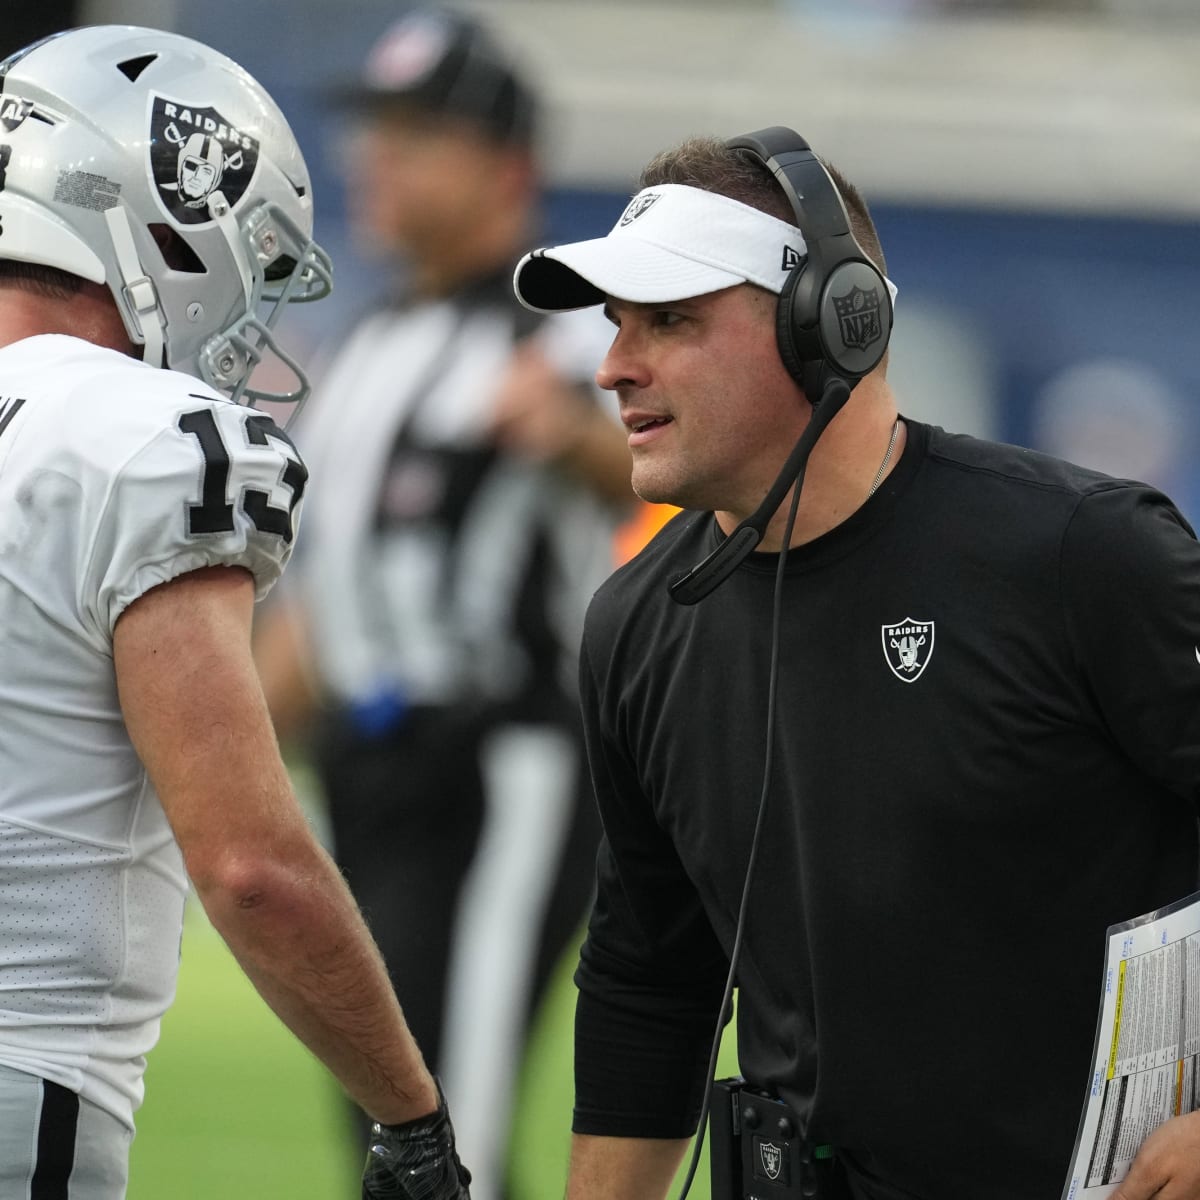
<box><xmin>0</xmin><ymin>25</ymin><xmax>469</xmax><ymax>1199</ymax></box>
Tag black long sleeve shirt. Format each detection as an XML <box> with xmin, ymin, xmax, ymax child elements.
<box><xmin>574</xmin><ymin>419</ymin><xmax>1200</xmax><ymax>1200</ymax></box>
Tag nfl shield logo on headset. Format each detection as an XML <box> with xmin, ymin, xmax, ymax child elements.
<box><xmin>833</xmin><ymin>284</ymin><xmax>883</xmax><ymax>352</ymax></box>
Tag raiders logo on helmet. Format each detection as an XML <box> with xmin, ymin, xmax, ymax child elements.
<box><xmin>148</xmin><ymin>94</ymin><xmax>260</xmax><ymax>225</ymax></box>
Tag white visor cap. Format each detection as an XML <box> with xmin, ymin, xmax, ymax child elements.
<box><xmin>514</xmin><ymin>185</ymin><xmax>801</xmax><ymax>312</ymax></box>
<box><xmin>514</xmin><ymin>183</ymin><xmax>897</xmax><ymax>313</ymax></box>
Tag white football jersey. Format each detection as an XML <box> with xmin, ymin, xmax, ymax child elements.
<box><xmin>0</xmin><ymin>334</ymin><xmax>305</xmax><ymax>1129</ymax></box>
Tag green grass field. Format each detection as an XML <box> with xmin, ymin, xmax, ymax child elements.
<box><xmin>127</xmin><ymin>900</ymin><xmax>737</xmax><ymax>1199</ymax></box>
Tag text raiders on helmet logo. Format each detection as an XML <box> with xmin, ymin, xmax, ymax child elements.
<box><xmin>149</xmin><ymin>94</ymin><xmax>259</xmax><ymax>225</ymax></box>
<box><xmin>882</xmin><ymin>618</ymin><xmax>935</xmax><ymax>682</ymax></box>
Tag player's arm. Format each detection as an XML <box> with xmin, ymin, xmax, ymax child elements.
<box><xmin>113</xmin><ymin>563</ymin><xmax>436</xmax><ymax>1126</ymax></box>
<box><xmin>566</xmin><ymin>1133</ymin><xmax>690</xmax><ymax>1200</ymax></box>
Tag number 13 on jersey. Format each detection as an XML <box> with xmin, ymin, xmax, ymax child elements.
<box><xmin>178</xmin><ymin>406</ymin><xmax>308</xmax><ymax>544</ymax></box>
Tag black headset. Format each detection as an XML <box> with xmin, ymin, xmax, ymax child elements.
<box><xmin>727</xmin><ymin>125</ymin><xmax>892</xmax><ymax>399</ymax></box>
<box><xmin>668</xmin><ymin>126</ymin><xmax>892</xmax><ymax>606</ymax></box>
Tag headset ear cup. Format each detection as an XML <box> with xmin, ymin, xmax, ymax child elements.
<box><xmin>775</xmin><ymin>265</ymin><xmax>810</xmax><ymax>391</ymax></box>
<box><xmin>776</xmin><ymin>263</ymin><xmax>835</xmax><ymax>400</ymax></box>
<box><xmin>818</xmin><ymin>260</ymin><xmax>893</xmax><ymax>380</ymax></box>
<box><xmin>778</xmin><ymin>258</ymin><xmax>893</xmax><ymax>402</ymax></box>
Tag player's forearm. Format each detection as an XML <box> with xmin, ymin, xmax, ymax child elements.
<box><xmin>114</xmin><ymin>570</ymin><xmax>437</xmax><ymax>1123</ymax></box>
<box><xmin>566</xmin><ymin>1133</ymin><xmax>690</xmax><ymax>1200</ymax></box>
<box><xmin>193</xmin><ymin>841</ymin><xmax>437</xmax><ymax>1126</ymax></box>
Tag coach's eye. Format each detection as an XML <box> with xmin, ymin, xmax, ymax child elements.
<box><xmin>651</xmin><ymin>310</ymin><xmax>683</xmax><ymax>328</ymax></box>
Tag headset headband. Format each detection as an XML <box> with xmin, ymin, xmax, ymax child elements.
<box><xmin>724</xmin><ymin>126</ymin><xmax>892</xmax><ymax>398</ymax></box>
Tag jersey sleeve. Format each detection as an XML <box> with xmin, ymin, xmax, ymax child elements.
<box><xmin>573</xmin><ymin>606</ymin><xmax>730</xmax><ymax>1139</ymax></box>
<box><xmin>79</xmin><ymin>397</ymin><xmax>307</xmax><ymax>641</ymax></box>
<box><xmin>1060</xmin><ymin>482</ymin><xmax>1200</xmax><ymax>805</ymax></box>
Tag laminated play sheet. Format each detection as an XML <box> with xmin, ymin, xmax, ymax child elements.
<box><xmin>1063</xmin><ymin>890</ymin><xmax>1200</xmax><ymax>1199</ymax></box>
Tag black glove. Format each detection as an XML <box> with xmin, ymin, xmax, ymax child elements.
<box><xmin>361</xmin><ymin>1084</ymin><xmax>472</xmax><ymax>1200</ymax></box>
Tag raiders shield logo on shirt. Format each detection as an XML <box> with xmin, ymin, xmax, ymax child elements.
<box><xmin>148</xmin><ymin>94</ymin><xmax>259</xmax><ymax>225</ymax></box>
<box><xmin>882</xmin><ymin>618</ymin><xmax>935</xmax><ymax>682</ymax></box>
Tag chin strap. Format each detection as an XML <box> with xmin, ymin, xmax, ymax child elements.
<box><xmin>103</xmin><ymin>205</ymin><xmax>164</xmax><ymax>369</ymax></box>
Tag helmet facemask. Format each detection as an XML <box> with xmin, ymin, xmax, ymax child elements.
<box><xmin>191</xmin><ymin>194</ymin><xmax>332</xmax><ymax>411</ymax></box>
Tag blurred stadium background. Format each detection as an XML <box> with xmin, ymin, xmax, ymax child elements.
<box><xmin>6</xmin><ymin>0</ymin><xmax>1199</xmax><ymax>1196</ymax></box>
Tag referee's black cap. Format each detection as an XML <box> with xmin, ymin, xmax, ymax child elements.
<box><xmin>329</xmin><ymin>7</ymin><xmax>539</xmax><ymax>147</ymax></box>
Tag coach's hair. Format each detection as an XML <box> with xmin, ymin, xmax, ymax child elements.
<box><xmin>0</xmin><ymin>259</ymin><xmax>86</xmax><ymax>300</ymax></box>
<box><xmin>638</xmin><ymin>135</ymin><xmax>887</xmax><ymax>278</ymax></box>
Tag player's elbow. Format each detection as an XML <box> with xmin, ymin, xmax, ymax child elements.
<box><xmin>185</xmin><ymin>840</ymin><xmax>319</xmax><ymax>921</ymax></box>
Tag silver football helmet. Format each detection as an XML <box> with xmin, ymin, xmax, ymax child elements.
<box><xmin>0</xmin><ymin>25</ymin><xmax>332</xmax><ymax>406</ymax></box>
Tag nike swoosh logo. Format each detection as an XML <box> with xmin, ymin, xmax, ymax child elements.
<box><xmin>1195</xmin><ymin>647</ymin><xmax>1200</xmax><ymax>666</ymax></box>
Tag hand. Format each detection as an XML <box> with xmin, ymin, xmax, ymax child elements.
<box><xmin>361</xmin><ymin>1086</ymin><xmax>472</xmax><ymax>1200</ymax></box>
<box><xmin>1112</xmin><ymin>1110</ymin><xmax>1200</xmax><ymax>1200</ymax></box>
<box><xmin>488</xmin><ymin>343</ymin><xmax>589</xmax><ymax>464</ymax></box>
